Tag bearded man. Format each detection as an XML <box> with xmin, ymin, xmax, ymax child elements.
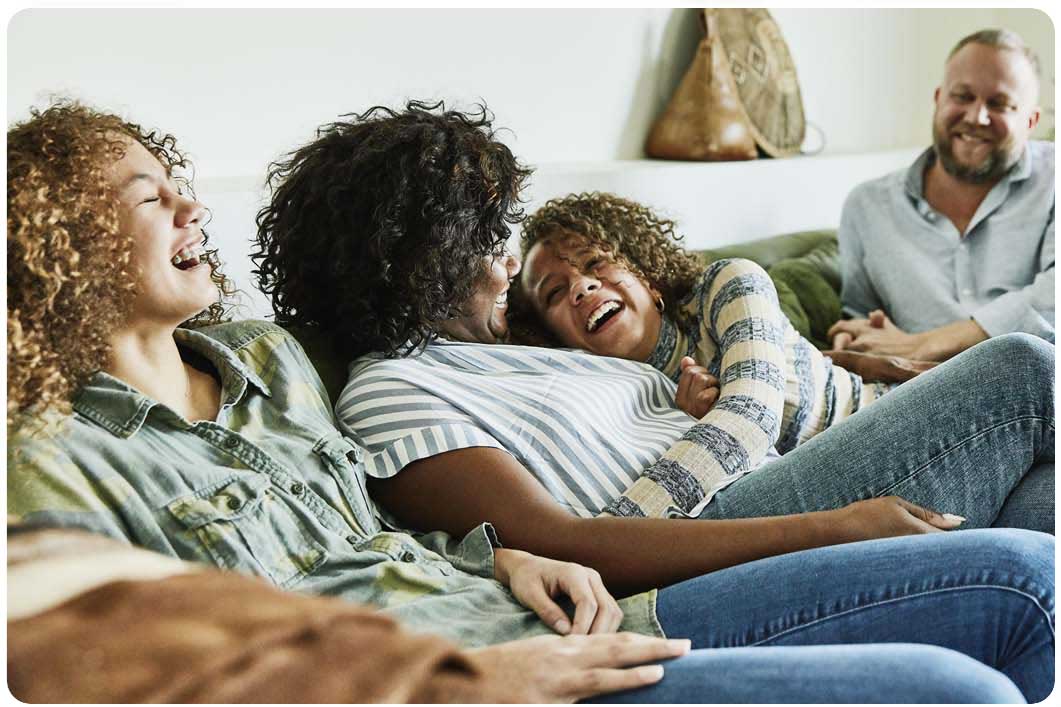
<box><xmin>830</xmin><ymin>28</ymin><xmax>1053</xmax><ymax>360</ymax></box>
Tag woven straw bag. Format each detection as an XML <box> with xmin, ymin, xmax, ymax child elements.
<box><xmin>646</xmin><ymin>9</ymin><xmax>806</xmax><ymax>161</ymax></box>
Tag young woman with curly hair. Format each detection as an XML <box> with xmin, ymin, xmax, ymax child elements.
<box><xmin>514</xmin><ymin>192</ymin><xmax>945</xmax><ymax>516</ymax></box>
<box><xmin>253</xmin><ymin>101</ymin><xmax>531</xmax><ymax>361</ymax></box>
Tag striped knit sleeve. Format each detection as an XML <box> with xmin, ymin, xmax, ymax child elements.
<box><xmin>335</xmin><ymin>361</ymin><xmax>509</xmax><ymax>480</ymax></box>
<box><xmin>603</xmin><ymin>258</ymin><xmax>788</xmax><ymax>518</ymax></box>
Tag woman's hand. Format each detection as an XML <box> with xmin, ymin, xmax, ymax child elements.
<box><xmin>493</xmin><ymin>547</ymin><xmax>623</xmax><ymax>635</ymax></box>
<box><xmin>826</xmin><ymin>496</ymin><xmax>965</xmax><ymax>543</ymax></box>
<box><xmin>823</xmin><ymin>349</ymin><xmax>937</xmax><ymax>383</ymax></box>
<box><xmin>467</xmin><ymin>633</ymin><xmax>691</xmax><ymax>703</ymax></box>
<box><xmin>675</xmin><ymin>356</ymin><xmax>720</xmax><ymax>418</ymax></box>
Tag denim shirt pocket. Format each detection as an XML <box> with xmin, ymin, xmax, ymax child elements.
<box><xmin>314</xmin><ymin>433</ymin><xmax>381</xmax><ymax>535</ymax></box>
<box><xmin>167</xmin><ymin>474</ymin><xmax>327</xmax><ymax>589</ymax></box>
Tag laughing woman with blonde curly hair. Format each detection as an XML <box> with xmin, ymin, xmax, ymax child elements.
<box><xmin>6</xmin><ymin>103</ymin><xmax>233</xmax><ymax>431</ymax></box>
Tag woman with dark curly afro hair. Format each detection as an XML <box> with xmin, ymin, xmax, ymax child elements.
<box><xmin>253</xmin><ymin>101</ymin><xmax>531</xmax><ymax>362</ymax></box>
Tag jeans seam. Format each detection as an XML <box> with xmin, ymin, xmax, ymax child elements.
<box><xmin>876</xmin><ymin>414</ymin><xmax>1052</xmax><ymax>497</ymax></box>
<box><xmin>750</xmin><ymin>584</ymin><xmax>1055</xmax><ymax>647</ymax></box>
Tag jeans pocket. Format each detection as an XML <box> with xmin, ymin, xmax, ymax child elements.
<box><xmin>167</xmin><ymin>474</ymin><xmax>327</xmax><ymax>588</ymax></box>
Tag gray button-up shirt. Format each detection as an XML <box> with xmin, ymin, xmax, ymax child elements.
<box><xmin>838</xmin><ymin>141</ymin><xmax>1054</xmax><ymax>341</ymax></box>
<box><xmin>7</xmin><ymin>320</ymin><xmax>661</xmax><ymax>647</ymax></box>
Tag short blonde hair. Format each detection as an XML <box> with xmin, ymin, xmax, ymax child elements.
<box><xmin>947</xmin><ymin>28</ymin><xmax>1040</xmax><ymax>80</ymax></box>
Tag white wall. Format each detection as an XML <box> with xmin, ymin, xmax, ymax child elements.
<box><xmin>8</xmin><ymin>8</ymin><xmax>1054</xmax><ymax>181</ymax></box>
<box><xmin>10</xmin><ymin>8</ymin><xmax>1052</xmax><ymax>319</ymax></box>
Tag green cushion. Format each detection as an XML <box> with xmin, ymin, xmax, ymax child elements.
<box><xmin>769</xmin><ymin>256</ymin><xmax>841</xmax><ymax>348</ymax></box>
<box><xmin>770</xmin><ymin>276</ymin><xmax>811</xmax><ymax>341</ymax></box>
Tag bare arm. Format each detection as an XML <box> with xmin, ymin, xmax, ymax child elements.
<box><xmin>368</xmin><ymin>447</ymin><xmax>957</xmax><ymax>597</ymax></box>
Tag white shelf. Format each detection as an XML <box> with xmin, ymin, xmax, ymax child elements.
<box><xmin>520</xmin><ymin>147</ymin><xmax>923</xmax><ymax>251</ymax></box>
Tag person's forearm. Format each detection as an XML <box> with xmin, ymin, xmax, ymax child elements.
<box><xmin>914</xmin><ymin>319</ymin><xmax>988</xmax><ymax>361</ymax></box>
<box><xmin>374</xmin><ymin>449</ymin><xmax>849</xmax><ymax>597</ymax></box>
<box><xmin>518</xmin><ymin>510</ymin><xmax>840</xmax><ymax>597</ymax></box>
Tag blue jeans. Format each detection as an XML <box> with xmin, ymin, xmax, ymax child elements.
<box><xmin>615</xmin><ymin>529</ymin><xmax>1052</xmax><ymax>703</ymax></box>
<box><xmin>700</xmin><ymin>334</ymin><xmax>1055</xmax><ymax>533</ymax></box>
<box><xmin>592</xmin><ymin>644</ymin><xmax>1024</xmax><ymax>703</ymax></box>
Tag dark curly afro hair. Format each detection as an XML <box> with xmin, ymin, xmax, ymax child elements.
<box><xmin>253</xmin><ymin>100</ymin><xmax>532</xmax><ymax>360</ymax></box>
<box><xmin>7</xmin><ymin>100</ymin><xmax>231</xmax><ymax>429</ymax></box>
<box><xmin>510</xmin><ymin>192</ymin><xmax>705</xmax><ymax>341</ymax></box>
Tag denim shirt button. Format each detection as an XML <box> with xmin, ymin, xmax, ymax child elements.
<box><xmin>289</xmin><ymin>482</ymin><xmax>305</xmax><ymax>495</ymax></box>
<box><xmin>223</xmin><ymin>437</ymin><xmax>240</xmax><ymax>449</ymax></box>
<box><xmin>226</xmin><ymin>497</ymin><xmax>242</xmax><ymax>511</ymax></box>
<box><xmin>346</xmin><ymin>535</ymin><xmax>358</xmax><ymax>545</ymax></box>
<box><xmin>400</xmin><ymin>550</ymin><xmax>416</xmax><ymax>562</ymax></box>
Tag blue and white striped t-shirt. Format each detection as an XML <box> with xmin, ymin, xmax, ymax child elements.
<box><xmin>337</xmin><ymin>339</ymin><xmax>777</xmax><ymax>518</ymax></box>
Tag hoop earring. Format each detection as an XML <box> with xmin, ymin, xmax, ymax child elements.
<box><xmin>655</xmin><ymin>295</ymin><xmax>665</xmax><ymax>314</ymax></box>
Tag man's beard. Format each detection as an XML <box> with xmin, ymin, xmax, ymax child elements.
<box><xmin>932</xmin><ymin>122</ymin><xmax>1018</xmax><ymax>184</ymax></box>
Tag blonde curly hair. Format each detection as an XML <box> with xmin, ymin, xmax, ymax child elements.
<box><xmin>7</xmin><ymin>101</ymin><xmax>232</xmax><ymax>428</ymax></box>
<box><xmin>512</xmin><ymin>192</ymin><xmax>704</xmax><ymax>342</ymax></box>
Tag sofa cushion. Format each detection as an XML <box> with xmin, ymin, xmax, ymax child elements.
<box><xmin>769</xmin><ymin>251</ymin><xmax>841</xmax><ymax>349</ymax></box>
<box><xmin>289</xmin><ymin>325</ymin><xmax>348</xmax><ymax>407</ymax></box>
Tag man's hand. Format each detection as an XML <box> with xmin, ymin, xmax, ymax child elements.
<box><xmin>822</xmin><ymin>349</ymin><xmax>937</xmax><ymax>383</ymax></box>
<box><xmin>828</xmin><ymin>310</ymin><xmax>923</xmax><ymax>357</ymax></box>
<box><xmin>675</xmin><ymin>356</ymin><xmax>719</xmax><ymax>418</ymax></box>
<box><xmin>829</xmin><ymin>311</ymin><xmax>988</xmax><ymax>361</ymax></box>
<box><xmin>493</xmin><ymin>548</ymin><xmax>623</xmax><ymax>635</ymax></box>
<box><xmin>467</xmin><ymin>633</ymin><xmax>691</xmax><ymax>703</ymax></box>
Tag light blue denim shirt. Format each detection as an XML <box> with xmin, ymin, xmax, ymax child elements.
<box><xmin>7</xmin><ymin>320</ymin><xmax>662</xmax><ymax>647</ymax></box>
<box><xmin>838</xmin><ymin>141</ymin><xmax>1054</xmax><ymax>341</ymax></box>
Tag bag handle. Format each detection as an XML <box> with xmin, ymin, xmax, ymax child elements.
<box><xmin>698</xmin><ymin>8</ymin><xmax>718</xmax><ymax>39</ymax></box>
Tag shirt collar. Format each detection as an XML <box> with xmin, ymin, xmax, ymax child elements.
<box><xmin>905</xmin><ymin>143</ymin><xmax>1033</xmax><ymax>199</ymax></box>
<box><xmin>73</xmin><ymin>327</ymin><xmax>271</xmax><ymax>438</ymax></box>
<box><xmin>1008</xmin><ymin>144</ymin><xmax>1033</xmax><ymax>182</ymax></box>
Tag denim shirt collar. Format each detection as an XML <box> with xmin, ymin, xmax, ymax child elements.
<box><xmin>73</xmin><ymin>327</ymin><xmax>271</xmax><ymax>438</ymax></box>
<box><xmin>904</xmin><ymin>144</ymin><xmax>1033</xmax><ymax>200</ymax></box>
